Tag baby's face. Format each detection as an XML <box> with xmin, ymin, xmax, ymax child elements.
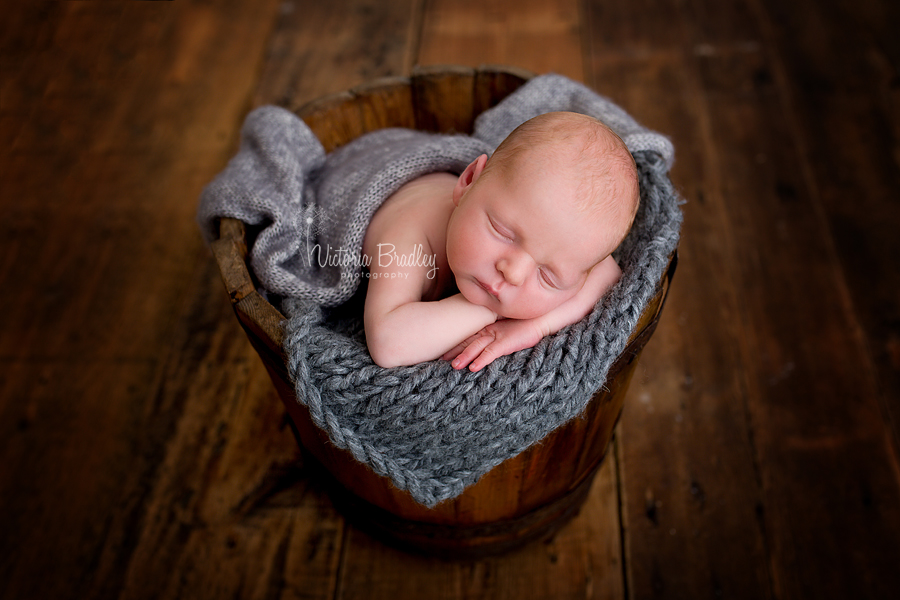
<box><xmin>446</xmin><ymin>163</ymin><xmax>614</xmax><ymax>320</ymax></box>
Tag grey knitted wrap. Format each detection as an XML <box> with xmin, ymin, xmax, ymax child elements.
<box><xmin>198</xmin><ymin>74</ymin><xmax>683</xmax><ymax>507</ymax></box>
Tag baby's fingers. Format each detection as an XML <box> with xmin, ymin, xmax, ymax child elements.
<box><xmin>441</xmin><ymin>342</ymin><xmax>466</xmax><ymax>362</ymax></box>
<box><xmin>442</xmin><ymin>334</ymin><xmax>477</xmax><ymax>361</ymax></box>
<box><xmin>466</xmin><ymin>341</ymin><xmax>505</xmax><ymax>372</ymax></box>
<box><xmin>449</xmin><ymin>333</ymin><xmax>494</xmax><ymax>370</ymax></box>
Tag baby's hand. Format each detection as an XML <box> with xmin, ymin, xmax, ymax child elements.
<box><xmin>442</xmin><ymin>318</ymin><xmax>547</xmax><ymax>372</ymax></box>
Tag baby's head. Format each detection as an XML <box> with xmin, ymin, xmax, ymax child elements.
<box><xmin>447</xmin><ymin>111</ymin><xmax>639</xmax><ymax>319</ymax></box>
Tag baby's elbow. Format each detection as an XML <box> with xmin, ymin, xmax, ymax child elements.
<box><xmin>365</xmin><ymin>327</ymin><xmax>406</xmax><ymax>368</ymax></box>
<box><xmin>368</xmin><ymin>344</ymin><xmax>403</xmax><ymax>369</ymax></box>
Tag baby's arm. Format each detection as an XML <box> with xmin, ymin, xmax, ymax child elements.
<box><xmin>364</xmin><ymin>258</ymin><xmax>497</xmax><ymax>368</ymax></box>
<box><xmin>444</xmin><ymin>255</ymin><xmax>621</xmax><ymax>372</ymax></box>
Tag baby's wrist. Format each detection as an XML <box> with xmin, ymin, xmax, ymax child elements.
<box><xmin>453</xmin><ymin>292</ymin><xmax>498</xmax><ymax>321</ymax></box>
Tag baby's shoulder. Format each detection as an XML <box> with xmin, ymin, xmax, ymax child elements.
<box><xmin>362</xmin><ymin>172</ymin><xmax>458</xmax><ymax>303</ymax></box>
<box><xmin>366</xmin><ymin>172</ymin><xmax>457</xmax><ymax>244</ymax></box>
<box><xmin>386</xmin><ymin>172</ymin><xmax>457</xmax><ymax>214</ymax></box>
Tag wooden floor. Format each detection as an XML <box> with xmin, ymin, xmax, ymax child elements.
<box><xmin>2</xmin><ymin>1</ymin><xmax>899</xmax><ymax>598</ymax></box>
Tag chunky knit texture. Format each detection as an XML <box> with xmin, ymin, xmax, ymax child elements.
<box><xmin>198</xmin><ymin>74</ymin><xmax>683</xmax><ymax>507</ymax></box>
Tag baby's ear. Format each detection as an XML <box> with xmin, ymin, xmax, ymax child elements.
<box><xmin>452</xmin><ymin>154</ymin><xmax>489</xmax><ymax>205</ymax></box>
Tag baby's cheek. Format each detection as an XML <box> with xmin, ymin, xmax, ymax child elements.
<box><xmin>502</xmin><ymin>292</ymin><xmax>560</xmax><ymax>320</ymax></box>
<box><xmin>456</xmin><ymin>277</ymin><xmax>490</xmax><ymax>308</ymax></box>
<box><xmin>536</xmin><ymin>288</ymin><xmax>577</xmax><ymax>316</ymax></box>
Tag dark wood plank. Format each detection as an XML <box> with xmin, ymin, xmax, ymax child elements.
<box><xmin>585</xmin><ymin>0</ymin><xmax>900</xmax><ymax>598</ymax></box>
<box><xmin>0</xmin><ymin>0</ymin><xmax>280</xmax><ymax>361</ymax></box>
<box><xmin>0</xmin><ymin>359</ymin><xmax>159</xmax><ymax>599</ymax></box>
<box><xmin>753</xmin><ymin>0</ymin><xmax>900</xmax><ymax>485</ymax></box>
<box><xmin>686</xmin><ymin>1</ymin><xmax>900</xmax><ymax>597</ymax></box>
<box><xmin>416</xmin><ymin>0</ymin><xmax>584</xmax><ymax>81</ymax></box>
<box><xmin>0</xmin><ymin>1</ymin><xmax>297</xmax><ymax>598</ymax></box>
<box><xmin>113</xmin><ymin>284</ymin><xmax>341</xmax><ymax>599</ymax></box>
<box><xmin>411</xmin><ymin>64</ymin><xmax>477</xmax><ymax>133</ymax></box>
<box><xmin>99</xmin><ymin>261</ymin><xmax>342</xmax><ymax>600</ymax></box>
<box><xmin>252</xmin><ymin>0</ymin><xmax>422</xmax><ymax>111</ymax></box>
<box><xmin>584</xmin><ymin>3</ymin><xmax>774</xmax><ymax>597</ymax></box>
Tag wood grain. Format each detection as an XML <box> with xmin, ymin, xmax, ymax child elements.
<box><xmin>752</xmin><ymin>0</ymin><xmax>900</xmax><ymax>480</ymax></box>
<box><xmin>688</xmin><ymin>1</ymin><xmax>900</xmax><ymax>597</ymax></box>
<box><xmin>3</xmin><ymin>0</ymin><xmax>899</xmax><ymax>598</ymax></box>
<box><xmin>584</xmin><ymin>0</ymin><xmax>900</xmax><ymax>598</ymax></box>
<box><xmin>0</xmin><ymin>1</ymin><xmax>296</xmax><ymax>598</ymax></box>
<box><xmin>594</xmin><ymin>54</ymin><xmax>775</xmax><ymax>600</ymax></box>
<box><xmin>417</xmin><ymin>0</ymin><xmax>584</xmax><ymax>82</ymax></box>
<box><xmin>584</xmin><ymin>2</ymin><xmax>775</xmax><ymax>598</ymax></box>
<box><xmin>252</xmin><ymin>0</ymin><xmax>422</xmax><ymax>111</ymax></box>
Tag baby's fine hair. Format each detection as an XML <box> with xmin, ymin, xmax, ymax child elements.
<box><xmin>486</xmin><ymin>111</ymin><xmax>640</xmax><ymax>249</ymax></box>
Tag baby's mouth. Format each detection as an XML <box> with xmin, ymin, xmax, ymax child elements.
<box><xmin>477</xmin><ymin>278</ymin><xmax>500</xmax><ymax>299</ymax></box>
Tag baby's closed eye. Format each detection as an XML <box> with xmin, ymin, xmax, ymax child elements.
<box><xmin>538</xmin><ymin>267</ymin><xmax>559</xmax><ymax>289</ymax></box>
<box><xmin>488</xmin><ymin>216</ymin><xmax>513</xmax><ymax>241</ymax></box>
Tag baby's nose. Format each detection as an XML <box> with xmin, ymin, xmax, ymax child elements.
<box><xmin>497</xmin><ymin>253</ymin><xmax>530</xmax><ymax>286</ymax></box>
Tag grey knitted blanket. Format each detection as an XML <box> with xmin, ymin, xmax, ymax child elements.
<box><xmin>198</xmin><ymin>74</ymin><xmax>682</xmax><ymax>507</ymax></box>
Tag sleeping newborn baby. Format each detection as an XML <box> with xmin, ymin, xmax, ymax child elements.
<box><xmin>362</xmin><ymin>111</ymin><xmax>640</xmax><ymax>371</ymax></box>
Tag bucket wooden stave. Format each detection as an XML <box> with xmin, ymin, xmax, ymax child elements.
<box><xmin>210</xmin><ymin>64</ymin><xmax>675</xmax><ymax>558</ymax></box>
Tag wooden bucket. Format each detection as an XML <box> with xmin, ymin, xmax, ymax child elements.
<box><xmin>210</xmin><ymin>65</ymin><xmax>676</xmax><ymax>558</ymax></box>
